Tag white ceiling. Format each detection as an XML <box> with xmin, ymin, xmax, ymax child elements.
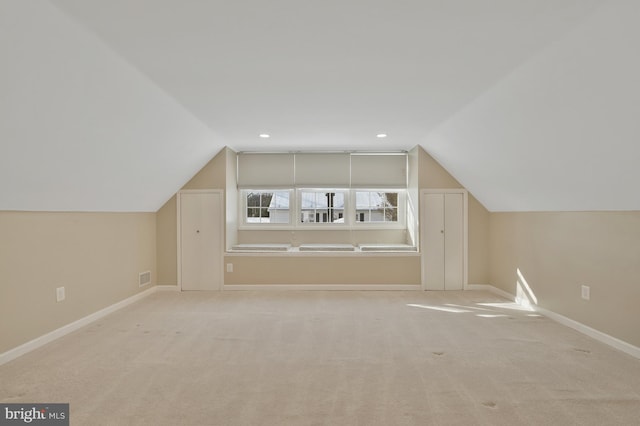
<box><xmin>49</xmin><ymin>0</ymin><xmax>604</xmax><ymax>152</ymax></box>
<box><xmin>5</xmin><ymin>0</ymin><xmax>640</xmax><ymax>211</ymax></box>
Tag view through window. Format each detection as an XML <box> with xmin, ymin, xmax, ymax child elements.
<box><xmin>245</xmin><ymin>191</ymin><xmax>290</xmax><ymax>223</ymax></box>
<box><xmin>242</xmin><ymin>189</ymin><xmax>402</xmax><ymax>226</ymax></box>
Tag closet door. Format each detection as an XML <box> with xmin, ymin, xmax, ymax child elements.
<box><xmin>179</xmin><ymin>191</ymin><xmax>223</xmax><ymax>291</ymax></box>
<box><xmin>421</xmin><ymin>192</ymin><xmax>464</xmax><ymax>290</ymax></box>
<box><xmin>443</xmin><ymin>193</ymin><xmax>463</xmax><ymax>290</ymax></box>
<box><xmin>423</xmin><ymin>194</ymin><xmax>446</xmax><ymax>290</ymax></box>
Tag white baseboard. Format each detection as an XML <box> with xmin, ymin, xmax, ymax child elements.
<box><xmin>465</xmin><ymin>284</ymin><xmax>489</xmax><ymax>291</ymax></box>
<box><xmin>466</xmin><ymin>284</ymin><xmax>516</xmax><ymax>301</ymax></box>
<box><xmin>480</xmin><ymin>284</ymin><xmax>640</xmax><ymax>360</ymax></box>
<box><xmin>156</xmin><ymin>285</ymin><xmax>180</xmax><ymax>291</ymax></box>
<box><xmin>224</xmin><ymin>284</ymin><xmax>422</xmax><ymax>291</ymax></box>
<box><xmin>534</xmin><ymin>305</ymin><xmax>640</xmax><ymax>359</ymax></box>
<box><xmin>0</xmin><ymin>286</ymin><xmax>161</xmax><ymax>366</ymax></box>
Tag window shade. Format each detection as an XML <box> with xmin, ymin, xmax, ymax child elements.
<box><xmin>237</xmin><ymin>153</ymin><xmax>295</xmax><ymax>188</ymax></box>
<box><xmin>350</xmin><ymin>154</ymin><xmax>407</xmax><ymax>188</ymax></box>
<box><xmin>294</xmin><ymin>153</ymin><xmax>350</xmax><ymax>187</ymax></box>
<box><xmin>237</xmin><ymin>152</ymin><xmax>407</xmax><ymax>188</ymax></box>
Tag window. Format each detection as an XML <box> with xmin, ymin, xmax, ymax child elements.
<box><xmin>237</xmin><ymin>152</ymin><xmax>408</xmax><ymax>229</ymax></box>
<box><xmin>244</xmin><ymin>190</ymin><xmax>290</xmax><ymax>224</ymax></box>
<box><xmin>239</xmin><ymin>188</ymin><xmax>404</xmax><ymax>228</ymax></box>
<box><xmin>355</xmin><ymin>191</ymin><xmax>399</xmax><ymax>223</ymax></box>
<box><xmin>300</xmin><ymin>190</ymin><xmax>346</xmax><ymax>224</ymax></box>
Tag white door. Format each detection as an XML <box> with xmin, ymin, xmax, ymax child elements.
<box><xmin>180</xmin><ymin>191</ymin><xmax>223</xmax><ymax>290</ymax></box>
<box><xmin>421</xmin><ymin>192</ymin><xmax>464</xmax><ymax>290</ymax></box>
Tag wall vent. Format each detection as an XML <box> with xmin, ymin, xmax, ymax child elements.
<box><xmin>139</xmin><ymin>271</ymin><xmax>151</xmax><ymax>287</ymax></box>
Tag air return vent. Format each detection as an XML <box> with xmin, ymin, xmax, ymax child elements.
<box><xmin>139</xmin><ymin>271</ymin><xmax>151</xmax><ymax>287</ymax></box>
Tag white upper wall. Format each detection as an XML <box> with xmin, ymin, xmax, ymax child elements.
<box><xmin>0</xmin><ymin>0</ymin><xmax>222</xmax><ymax>212</ymax></box>
<box><xmin>423</xmin><ymin>0</ymin><xmax>640</xmax><ymax>212</ymax></box>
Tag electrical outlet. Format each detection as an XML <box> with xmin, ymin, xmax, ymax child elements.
<box><xmin>56</xmin><ymin>286</ymin><xmax>65</xmax><ymax>302</ymax></box>
<box><xmin>226</xmin><ymin>263</ymin><xmax>233</xmax><ymax>273</ymax></box>
<box><xmin>581</xmin><ymin>285</ymin><xmax>590</xmax><ymax>300</ymax></box>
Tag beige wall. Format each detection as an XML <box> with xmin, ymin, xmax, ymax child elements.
<box><xmin>0</xmin><ymin>211</ymin><xmax>156</xmax><ymax>354</ymax></box>
<box><xmin>417</xmin><ymin>147</ymin><xmax>490</xmax><ymax>284</ymax></box>
<box><xmin>418</xmin><ymin>148</ymin><xmax>462</xmax><ymax>189</ymax></box>
<box><xmin>158</xmin><ymin>146</ymin><xmax>433</xmax><ymax>287</ymax></box>
<box><xmin>157</xmin><ymin>145</ymin><xmax>491</xmax><ymax>289</ymax></box>
<box><xmin>225</xmin><ymin>148</ymin><xmax>238</xmax><ymax>250</ymax></box>
<box><xmin>225</xmin><ymin>255</ymin><xmax>421</xmax><ymax>285</ymax></box>
<box><xmin>237</xmin><ymin>229</ymin><xmax>408</xmax><ymax>246</ymax></box>
<box><xmin>490</xmin><ymin>211</ymin><xmax>640</xmax><ymax>348</ymax></box>
<box><xmin>155</xmin><ymin>148</ymin><xmax>229</xmax><ymax>285</ymax></box>
<box><xmin>407</xmin><ymin>146</ymin><xmax>420</xmax><ymax>247</ymax></box>
<box><xmin>182</xmin><ymin>147</ymin><xmax>227</xmax><ymax>190</ymax></box>
<box><xmin>156</xmin><ymin>196</ymin><xmax>177</xmax><ymax>285</ymax></box>
<box><xmin>468</xmin><ymin>194</ymin><xmax>490</xmax><ymax>284</ymax></box>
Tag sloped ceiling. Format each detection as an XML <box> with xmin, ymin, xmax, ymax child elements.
<box><xmin>5</xmin><ymin>0</ymin><xmax>639</xmax><ymax>212</ymax></box>
<box><xmin>425</xmin><ymin>0</ymin><xmax>640</xmax><ymax>211</ymax></box>
<box><xmin>0</xmin><ymin>0</ymin><xmax>221</xmax><ymax>212</ymax></box>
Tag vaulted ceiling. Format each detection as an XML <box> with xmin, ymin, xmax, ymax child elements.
<box><xmin>2</xmin><ymin>0</ymin><xmax>639</xmax><ymax>212</ymax></box>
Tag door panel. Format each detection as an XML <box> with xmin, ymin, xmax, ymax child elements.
<box><xmin>421</xmin><ymin>192</ymin><xmax>465</xmax><ymax>291</ymax></box>
<box><xmin>444</xmin><ymin>193</ymin><xmax>463</xmax><ymax>290</ymax></box>
<box><xmin>423</xmin><ymin>194</ymin><xmax>445</xmax><ymax>290</ymax></box>
<box><xmin>181</xmin><ymin>192</ymin><xmax>222</xmax><ymax>291</ymax></box>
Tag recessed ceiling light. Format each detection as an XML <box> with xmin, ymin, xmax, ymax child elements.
<box><xmin>376</xmin><ymin>133</ymin><xmax>387</xmax><ymax>138</ymax></box>
<box><xmin>259</xmin><ymin>133</ymin><xmax>270</xmax><ymax>138</ymax></box>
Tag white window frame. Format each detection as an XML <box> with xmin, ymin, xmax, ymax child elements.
<box><xmin>351</xmin><ymin>189</ymin><xmax>406</xmax><ymax>230</ymax></box>
<box><xmin>296</xmin><ymin>188</ymin><xmax>350</xmax><ymax>229</ymax></box>
<box><xmin>239</xmin><ymin>189</ymin><xmax>293</xmax><ymax>229</ymax></box>
<box><xmin>237</xmin><ymin>188</ymin><xmax>406</xmax><ymax>230</ymax></box>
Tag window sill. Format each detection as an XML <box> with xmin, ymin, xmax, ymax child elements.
<box><xmin>231</xmin><ymin>243</ymin><xmax>291</xmax><ymax>251</ymax></box>
<box><xmin>299</xmin><ymin>244</ymin><xmax>355</xmax><ymax>251</ymax></box>
<box><xmin>359</xmin><ymin>244</ymin><xmax>417</xmax><ymax>252</ymax></box>
<box><xmin>227</xmin><ymin>244</ymin><xmax>418</xmax><ymax>256</ymax></box>
<box><xmin>237</xmin><ymin>224</ymin><xmax>407</xmax><ymax>231</ymax></box>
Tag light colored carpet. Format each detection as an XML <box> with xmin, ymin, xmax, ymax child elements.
<box><xmin>1</xmin><ymin>290</ymin><xmax>639</xmax><ymax>425</ymax></box>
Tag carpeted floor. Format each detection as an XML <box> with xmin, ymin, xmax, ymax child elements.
<box><xmin>1</xmin><ymin>290</ymin><xmax>639</xmax><ymax>425</ymax></box>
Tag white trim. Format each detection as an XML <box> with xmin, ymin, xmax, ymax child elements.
<box><xmin>420</xmin><ymin>189</ymin><xmax>469</xmax><ymax>291</ymax></box>
<box><xmin>225</xmin><ymin>251</ymin><xmax>420</xmax><ymax>258</ymax></box>
<box><xmin>534</xmin><ymin>305</ymin><xmax>640</xmax><ymax>359</ymax></box>
<box><xmin>463</xmin><ymin>192</ymin><xmax>468</xmax><ymax>289</ymax></box>
<box><xmin>296</xmin><ymin>188</ymin><xmax>350</xmax><ymax>229</ymax></box>
<box><xmin>237</xmin><ymin>188</ymin><xmax>408</xmax><ymax>231</ymax></box>
<box><xmin>238</xmin><ymin>188</ymin><xmax>294</xmax><ymax>230</ymax></box>
<box><xmin>480</xmin><ymin>284</ymin><xmax>640</xmax><ymax>360</ymax></box>
<box><xmin>350</xmin><ymin>189</ymin><xmax>407</xmax><ymax>229</ymax></box>
<box><xmin>466</xmin><ymin>284</ymin><xmax>516</xmax><ymax>301</ymax></box>
<box><xmin>0</xmin><ymin>286</ymin><xmax>159</xmax><ymax>366</ymax></box>
<box><xmin>176</xmin><ymin>192</ymin><xmax>182</xmax><ymax>291</ymax></box>
<box><xmin>177</xmin><ymin>189</ymin><xmax>225</xmax><ymax>291</ymax></box>
<box><xmin>156</xmin><ymin>285</ymin><xmax>180</xmax><ymax>291</ymax></box>
<box><xmin>223</xmin><ymin>284</ymin><xmax>422</xmax><ymax>291</ymax></box>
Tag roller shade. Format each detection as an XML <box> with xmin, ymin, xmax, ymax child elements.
<box><xmin>237</xmin><ymin>153</ymin><xmax>294</xmax><ymax>188</ymax></box>
<box><xmin>350</xmin><ymin>154</ymin><xmax>407</xmax><ymax>188</ymax></box>
<box><xmin>237</xmin><ymin>152</ymin><xmax>407</xmax><ymax>188</ymax></box>
<box><xmin>295</xmin><ymin>153</ymin><xmax>350</xmax><ymax>187</ymax></box>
